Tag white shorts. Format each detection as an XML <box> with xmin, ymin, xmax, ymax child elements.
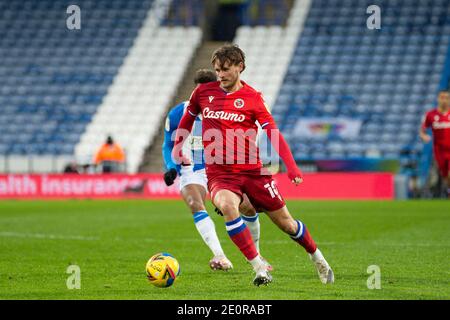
<box><xmin>179</xmin><ymin>166</ymin><xmax>208</xmax><ymax>191</ymax></box>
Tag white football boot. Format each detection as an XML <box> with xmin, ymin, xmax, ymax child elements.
<box><xmin>253</xmin><ymin>265</ymin><xmax>273</xmax><ymax>286</ymax></box>
<box><xmin>209</xmin><ymin>255</ymin><xmax>233</xmax><ymax>271</ymax></box>
<box><xmin>309</xmin><ymin>248</ymin><xmax>334</xmax><ymax>284</ymax></box>
<box><xmin>260</xmin><ymin>256</ymin><xmax>273</xmax><ymax>272</ymax></box>
<box><xmin>247</xmin><ymin>255</ymin><xmax>273</xmax><ymax>286</ymax></box>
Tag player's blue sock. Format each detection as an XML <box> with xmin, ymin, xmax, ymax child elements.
<box><xmin>193</xmin><ymin>211</ymin><xmax>224</xmax><ymax>257</ymax></box>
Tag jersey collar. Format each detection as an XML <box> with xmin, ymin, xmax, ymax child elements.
<box><xmin>436</xmin><ymin>107</ymin><xmax>450</xmax><ymax>116</ymax></box>
<box><xmin>222</xmin><ymin>80</ymin><xmax>246</xmax><ymax>96</ymax></box>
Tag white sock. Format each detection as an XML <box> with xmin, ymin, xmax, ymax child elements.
<box><xmin>248</xmin><ymin>255</ymin><xmax>265</xmax><ymax>271</ymax></box>
<box><xmin>193</xmin><ymin>211</ymin><xmax>224</xmax><ymax>257</ymax></box>
<box><xmin>310</xmin><ymin>248</ymin><xmax>323</xmax><ymax>262</ymax></box>
<box><xmin>241</xmin><ymin>213</ymin><xmax>260</xmax><ymax>253</ymax></box>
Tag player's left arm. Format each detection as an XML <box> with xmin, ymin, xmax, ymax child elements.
<box><xmin>254</xmin><ymin>93</ymin><xmax>303</xmax><ymax>185</ymax></box>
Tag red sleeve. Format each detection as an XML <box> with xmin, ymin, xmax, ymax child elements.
<box><xmin>421</xmin><ymin>111</ymin><xmax>431</xmax><ymax>129</ymax></box>
<box><xmin>186</xmin><ymin>85</ymin><xmax>201</xmax><ymax>117</ymax></box>
<box><xmin>264</xmin><ymin>123</ymin><xmax>303</xmax><ymax>181</ymax></box>
<box><xmin>254</xmin><ymin>92</ymin><xmax>302</xmax><ymax>180</ymax></box>
<box><xmin>253</xmin><ymin>92</ymin><xmax>276</xmax><ymax>129</ymax></box>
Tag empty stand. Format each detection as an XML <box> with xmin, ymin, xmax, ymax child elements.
<box><xmin>234</xmin><ymin>0</ymin><xmax>310</xmax><ymax>109</ymax></box>
<box><xmin>75</xmin><ymin>26</ymin><xmax>202</xmax><ymax>173</ymax></box>
<box><xmin>0</xmin><ymin>0</ymin><xmax>155</xmax><ymax>172</ymax></box>
<box><xmin>273</xmin><ymin>0</ymin><xmax>450</xmax><ymax>172</ymax></box>
<box><xmin>2</xmin><ymin>0</ymin><xmax>449</xmax><ymax>179</ymax></box>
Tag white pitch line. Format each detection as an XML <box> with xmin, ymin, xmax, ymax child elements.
<box><xmin>2</xmin><ymin>233</ymin><xmax>447</xmax><ymax>248</ymax></box>
<box><xmin>263</xmin><ymin>240</ymin><xmax>450</xmax><ymax>247</ymax></box>
<box><xmin>362</xmin><ymin>242</ymin><xmax>450</xmax><ymax>247</ymax></box>
<box><xmin>141</xmin><ymin>237</ymin><xmax>338</xmax><ymax>245</ymax></box>
<box><xmin>142</xmin><ymin>238</ymin><xmax>449</xmax><ymax>247</ymax></box>
<box><xmin>0</xmin><ymin>231</ymin><xmax>99</xmax><ymax>241</ymax></box>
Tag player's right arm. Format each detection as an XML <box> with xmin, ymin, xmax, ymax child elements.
<box><xmin>162</xmin><ymin>105</ymin><xmax>183</xmax><ymax>171</ymax></box>
<box><xmin>419</xmin><ymin>111</ymin><xmax>432</xmax><ymax>143</ymax></box>
<box><xmin>162</xmin><ymin>105</ymin><xmax>184</xmax><ymax>186</ymax></box>
<box><xmin>172</xmin><ymin>87</ymin><xmax>201</xmax><ymax>166</ymax></box>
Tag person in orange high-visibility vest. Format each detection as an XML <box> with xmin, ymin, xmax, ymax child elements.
<box><xmin>93</xmin><ymin>135</ymin><xmax>126</xmax><ymax>173</ymax></box>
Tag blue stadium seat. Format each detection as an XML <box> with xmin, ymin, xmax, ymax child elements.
<box><xmin>0</xmin><ymin>0</ymin><xmax>154</xmax><ymax>156</ymax></box>
<box><xmin>273</xmin><ymin>0</ymin><xmax>449</xmax><ymax>167</ymax></box>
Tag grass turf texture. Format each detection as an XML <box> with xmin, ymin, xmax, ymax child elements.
<box><xmin>0</xmin><ymin>200</ymin><xmax>448</xmax><ymax>300</ymax></box>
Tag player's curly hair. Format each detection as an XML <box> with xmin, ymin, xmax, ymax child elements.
<box><xmin>211</xmin><ymin>44</ymin><xmax>246</xmax><ymax>72</ymax></box>
<box><xmin>194</xmin><ymin>69</ymin><xmax>217</xmax><ymax>84</ymax></box>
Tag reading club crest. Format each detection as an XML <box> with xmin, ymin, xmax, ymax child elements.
<box><xmin>234</xmin><ymin>98</ymin><xmax>244</xmax><ymax>109</ymax></box>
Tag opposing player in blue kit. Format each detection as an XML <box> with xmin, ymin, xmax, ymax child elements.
<box><xmin>162</xmin><ymin>69</ymin><xmax>271</xmax><ymax>271</ymax></box>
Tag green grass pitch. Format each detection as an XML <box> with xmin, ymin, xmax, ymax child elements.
<box><xmin>0</xmin><ymin>199</ymin><xmax>449</xmax><ymax>300</ymax></box>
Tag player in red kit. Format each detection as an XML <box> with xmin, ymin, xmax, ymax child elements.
<box><xmin>420</xmin><ymin>90</ymin><xmax>450</xmax><ymax>197</ymax></box>
<box><xmin>172</xmin><ymin>44</ymin><xmax>334</xmax><ymax>286</ymax></box>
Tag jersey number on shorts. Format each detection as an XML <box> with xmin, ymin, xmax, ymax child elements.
<box><xmin>264</xmin><ymin>181</ymin><xmax>282</xmax><ymax>201</ymax></box>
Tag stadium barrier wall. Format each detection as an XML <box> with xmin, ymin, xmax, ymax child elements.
<box><xmin>0</xmin><ymin>173</ymin><xmax>394</xmax><ymax>200</ymax></box>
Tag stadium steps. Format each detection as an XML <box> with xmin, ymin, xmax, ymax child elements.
<box><xmin>139</xmin><ymin>41</ymin><xmax>226</xmax><ymax>173</ymax></box>
<box><xmin>172</xmin><ymin>41</ymin><xmax>226</xmax><ymax>105</ymax></box>
<box><xmin>75</xmin><ymin>24</ymin><xmax>202</xmax><ymax>173</ymax></box>
<box><xmin>235</xmin><ymin>0</ymin><xmax>311</xmax><ymax>109</ymax></box>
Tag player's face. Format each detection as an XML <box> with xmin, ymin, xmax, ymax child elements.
<box><xmin>437</xmin><ymin>92</ymin><xmax>450</xmax><ymax>109</ymax></box>
<box><xmin>214</xmin><ymin>60</ymin><xmax>243</xmax><ymax>92</ymax></box>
